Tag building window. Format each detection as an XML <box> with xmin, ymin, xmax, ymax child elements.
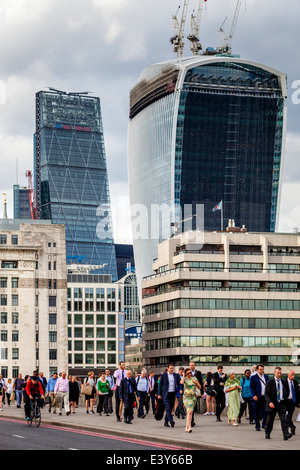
<box><xmin>12</xmin><ymin>349</ymin><xmax>19</xmax><ymax>360</ymax></box>
<box><xmin>1</xmin><ymin>348</ymin><xmax>8</xmax><ymax>360</ymax></box>
<box><xmin>48</xmin><ymin>262</ymin><xmax>51</xmax><ymax>270</ymax></box>
<box><xmin>12</xmin><ymin>312</ymin><xmax>19</xmax><ymax>324</ymax></box>
<box><xmin>74</xmin><ymin>341</ymin><xmax>83</xmax><ymax>351</ymax></box>
<box><xmin>12</xmin><ymin>331</ymin><xmax>19</xmax><ymax>342</ymax></box>
<box><xmin>49</xmin><ymin>296</ymin><xmax>56</xmax><ymax>307</ymax></box>
<box><xmin>96</xmin><ymin>354</ymin><xmax>105</xmax><ymax>365</ymax></box>
<box><xmin>12</xmin><ymin>367</ymin><xmax>19</xmax><ymax>378</ymax></box>
<box><xmin>96</xmin><ymin>341</ymin><xmax>105</xmax><ymax>351</ymax></box>
<box><xmin>11</xmin><ymin>278</ymin><xmax>18</xmax><ymax>289</ymax></box>
<box><xmin>0</xmin><ymin>278</ymin><xmax>7</xmax><ymax>288</ymax></box>
<box><xmin>1</xmin><ymin>312</ymin><xmax>7</xmax><ymax>324</ymax></box>
<box><xmin>12</xmin><ymin>295</ymin><xmax>18</xmax><ymax>306</ymax></box>
<box><xmin>49</xmin><ymin>349</ymin><xmax>57</xmax><ymax>360</ymax></box>
<box><xmin>85</xmin><ymin>354</ymin><xmax>94</xmax><ymax>364</ymax></box>
<box><xmin>74</xmin><ymin>354</ymin><xmax>83</xmax><ymax>364</ymax></box>
<box><xmin>107</xmin><ymin>314</ymin><xmax>116</xmax><ymax>325</ymax></box>
<box><xmin>49</xmin><ymin>331</ymin><xmax>57</xmax><ymax>342</ymax></box>
<box><xmin>53</xmin><ymin>261</ymin><xmax>57</xmax><ymax>270</ymax></box>
<box><xmin>86</xmin><ymin>341</ymin><xmax>94</xmax><ymax>351</ymax></box>
<box><xmin>49</xmin><ymin>313</ymin><xmax>57</xmax><ymax>325</ymax></box>
<box><xmin>107</xmin><ymin>341</ymin><xmax>116</xmax><ymax>351</ymax></box>
<box><xmin>1</xmin><ymin>294</ymin><xmax>7</xmax><ymax>306</ymax></box>
<box><xmin>1</xmin><ymin>331</ymin><xmax>7</xmax><ymax>342</ymax></box>
<box><xmin>107</xmin><ymin>328</ymin><xmax>116</xmax><ymax>338</ymax></box>
<box><xmin>107</xmin><ymin>353</ymin><xmax>116</xmax><ymax>364</ymax></box>
<box><xmin>74</xmin><ymin>327</ymin><xmax>83</xmax><ymax>338</ymax></box>
<box><xmin>11</xmin><ymin>235</ymin><xmax>18</xmax><ymax>245</ymax></box>
<box><xmin>1</xmin><ymin>261</ymin><xmax>18</xmax><ymax>269</ymax></box>
<box><xmin>0</xmin><ymin>235</ymin><xmax>7</xmax><ymax>245</ymax></box>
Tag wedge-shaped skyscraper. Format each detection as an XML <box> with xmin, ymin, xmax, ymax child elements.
<box><xmin>35</xmin><ymin>90</ymin><xmax>117</xmax><ymax>280</ymax></box>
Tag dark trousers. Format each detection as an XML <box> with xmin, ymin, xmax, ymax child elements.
<box><xmin>124</xmin><ymin>393</ymin><xmax>135</xmax><ymax>422</ymax></box>
<box><xmin>164</xmin><ymin>392</ymin><xmax>176</xmax><ymax>424</ymax></box>
<box><xmin>115</xmin><ymin>386</ymin><xmax>121</xmax><ymax>419</ymax></box>
<box><xmin>97</xmin><ymin>394</ymin><xmax>109</xmax><ymax>414</ymax></box>
<box><xmin>238</xmin><ymin>396</ymin><xmax>254</xmax><ymax>422</ymax></box>
<box><xmin>285</xmin><ymin>399</ymin><xmax>297</xmax><ymax>431</ymax></box>
<box><xmin>137</xmin><ymin>391</ymin><xmax>147</xmax><ymax>416</ymax></box>
<box><xmin>150</xmin><ymin>391</ymin><xmax>156</xmax><ymax>413</ymax></box>
<box><xmin>215</xmin><ymin>391</ymin><xmax>226</xmax><ymax>419</ymax></box>
<box><xmin>175</xmin><ymin>396</ymin><xmax>186</xmax><ymax>418</ymax></box>
<box><xmin>253</xmin><ymin>396</ymin><xmax>267</xmax><ymax>430</ymax></box>
<box><xmin>265</xmin><ymin>401</ymin><xmax>289</xmax><ymax>436</ymax></box>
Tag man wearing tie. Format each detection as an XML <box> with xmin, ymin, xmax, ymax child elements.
<box><xmin>119</xmin><ymin>369</ymin><xmax>137</xmax><ymax>424</ymax></box>
<box><xmin>158</xmin><ymin>363</ymin><xmax>181</xmax><ymax>428</ymax></box>
<box><xmin>250</xmin><ymin>364</ymin><xmax>269</xmax><ymax>431</ymax></box>
<box><xmin>265</xmin><ymin>366</ymin><xmax>291</xmax><ymax>440</ymax></box>
<box><xmin>113</xmin><ymin>361</ymin><xmax>126</xmax><ymax>422</ymax></box>
<box><xmin>284</xmin><ymin>369</ymin><xmax>300</xmax><ymax>435</ymax></box>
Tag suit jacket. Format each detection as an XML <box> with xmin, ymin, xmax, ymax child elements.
<box><xmin>265</xmin><ymin>377</ymin><xmax>289</xmax><ymax>407</ymax></box>
<box><xmin>119</xmin><ymin>377</ymin><xmax>137</xmax><ymax>402</ymax></box>
<box><xmin>284</xmin><ymin>378</ymin><xmax>300</xmax><ymax>405</ymax></box>
<box><xmin>212</xmin><ymin>372</ymin><xmax>228</xmax><ymax>393</ymax></box>
<box><xmin>250</xmin><ymin>373</ymin><xmax>269</xmax><ymax>399</ymax></box>
<box><xmin>158</xmin><ymin>372</ymin><xmax>181</xmax><ymax>401</ymax></box>
<box><xmin>192</xmin><ymin>370</ymin><xmax>203</xmax><ymax>391</ymax></box>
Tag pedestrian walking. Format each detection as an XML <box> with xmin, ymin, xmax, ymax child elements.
<box><xmin>250</xmin><ymin>364</ymin><xmax>269</xmax><ymax>431</ymax></box>
<box><xmin>119</xmin><ymin>369</ymin><xmax>137</xmax><ymax>424</ymax></box>
<box><xmin>6</xmin><ymin>379</ymin><xmax>13</xmax><ymax>407</ymax></box>
<box><xmin>69</xmin><ymin>376</ymin><xmax>80</xmax><ymax>414</ymax></box>
<box><xmin>238</xmin><ymin>369</ymin><xmax>254</xmax><ymax>424</ymax></box>
<box><xmin>212</xmin><ymin>365</ymin><xmax>228</xmax><ymax>422</ymax></box>
<box><xmin>54</xmin><ymin>371</ymin><xmax>70</xmax><ymax>416</ymax></box>
<box><xmin>113</xmin><ymin>361</ymin><xmax>126</xmax><ymax>422</ymax></box>
<box><xmin>181</xmin><ymin>368</ymin><xmax>201</xmax><ymax>433</ymax></box>
<box><xmin>0</xmin><ymin>374</ymin><xmax>7</xmax><ymax>411</ymax></box>
<box><xmin>136</xmin><ymin>370</ymin><xmax>150</xmax><ymax>418</ymax></box>
<box><xmin>203</xmin><ymin>372</ymin><xmax>216</xmax><ymax>416</ymax></box>
<box><xmin>158</xmin><ymin>363</ymin><xmax>181</xmax><ymax>429</ymax></box>
<box><xmin>265</xmin><ymin>366</ymin><xmax>291</xmax><ymax>440</ymax></box>
<box><xmin>13</xmin><ymin>374</ymin><xmax>24</xmax><ymax>409</ymax></box>
<box><xmin>97</xmin><ymin>372</ymin><xmax>111</xmax><ymax>416</ymax></box>
<box><xmin>224</xmin><ymin>370</ymin><xmax>242</xmax><ymax>427</ymax></box>
<box><xmin>46</xmin><ymin>372</ymin><xmax>58</xmax><ymax>414</ymax></box>
<box><xmin>284</xmin><ymin>369</ymin><xmax>300</xmax><ymax>436</ymax></box>
<box><xmin>82</xmin><ymin>371</ymin><xmax>97</xmax><ymax>414</ymax></box>
<box><xmin>105</xmin><ymin>369</ymin><xmax>114</xmax><ymax>413</ymax></box>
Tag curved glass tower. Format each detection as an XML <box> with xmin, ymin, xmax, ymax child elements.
<box><xmin>128</xmin><ymin>56</ymin><xmax>287</xmax><ymax>288</ymax></box>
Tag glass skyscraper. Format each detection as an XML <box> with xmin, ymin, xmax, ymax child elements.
<box><xmin>35</xmin><ymin>89</ymin><xmax>117</xmax><ymax>280</ymax></box>
<box><xmin>128</xmin><ymin>56</ymin><xmax>287</xmax><ymax>288</ymax></box>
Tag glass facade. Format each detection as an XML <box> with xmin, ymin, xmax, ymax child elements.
<box><xmin>13</xmin><ymin>185</ymin><xmax>31</xmax><ymax>219</ymax></box>
<box><xmin>128</xmin><ymin>57</ymin><xmax>287</xmax><ymax>287</ymax></box>
<box><xmin>35</xmin><ymin>90</ymin><xmax>117</xmax><ymax>280</ymax></box>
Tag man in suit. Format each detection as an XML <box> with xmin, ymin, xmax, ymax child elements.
<box><xmin>158</xmin><ymin>363</ymin><xmax>181</xmax><ymax>428</ymax></box>
<box><xmin>212</xmin><ymin>365</ymin><xmax>228</xmax><ymax>422</ymax></box>
<box><xmin>265</xmin><ymin>366</ymin><xmax>292</xmax><ymax>440</ymax></box>
<box><xmin>119</xmin><ymin>369</ymin><xmax>137</xmax><ymax>424</ymax></box>
<box><xmin>284</xmin><ymin>369</ymin><xmax>300</xmax><ymax>436</ymax></box>
<box><xmin>148</xmin><ymin>371</ymin><xmax>157</xmax><ymax>414</ymax></box>
<box><xmin>190</xmin><ymin>361</ymin><xmax>203</xmax><ymax>426</ymax></box>
<box><xmin>250</xmin><ymin>363</ymin><xmax>269</xmax><ymax>431</ymax></box>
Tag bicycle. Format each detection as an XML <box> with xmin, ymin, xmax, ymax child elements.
<box><xmin>27</xmin><ymin>397</ymin><xmax>42</xmax><ymax>427</ymax></box>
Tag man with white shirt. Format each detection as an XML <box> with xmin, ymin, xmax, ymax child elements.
<box><xmin>158</xmin><ymin>364</ymin><xmax>181</xmax><ymax>428</ymax></box>
<box><xmin>284</xmin><ymin>369</ymin><xmax>300</xmax><ymax>435</ymax></box>
<box><xmin>250</xmin><ymin>364</ymin><xmax>269</xmax><ymax>431</ymax></box>
<box><xmin>54</xmin><ymin>371</ymin><xmax>70</xmax><ymax>416</ymax></box>
<box><xmin>265</xmin><ymin>366</ymin><xmax>291</xmax><ymax>440</ymax></box>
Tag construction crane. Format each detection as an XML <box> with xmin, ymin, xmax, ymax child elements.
<box><xmin>218</xmin><ymin>0</ymin><xmax>242</xmax><ymax>55</ymax></box>
<box><xmin>170</xmin><ymin>0</ymin><xmax>190</xmax><ymax>59</ymax></box>
<box><xmin>25</xmin><ymin>170</ymin><xmax>38</xmax><ymax>220</ymax></box>
<box><xmin>187</xmin><ymin>0</ymin><xmax>206</xmax><ymax>55</ymax></box>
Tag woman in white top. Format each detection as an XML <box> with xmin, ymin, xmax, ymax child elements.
<box><xmin>6</xmin><ymin>379</ymin><xmax>13</xmax><ymax>406</ymax></box>
<box><xmin>82</xmin><ymin>371</ymin><xmax>97</xmax><ymax>414</ymax></box>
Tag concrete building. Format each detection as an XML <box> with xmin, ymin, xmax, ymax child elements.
<box><xmin>142</xmin><ymin>227</ymin><xmax>300</xmax><ymax>375</ymax></box>
<box><xmin>0</xmin><ymin>220</ymin><xmax>68</xmax><ymax>379</ymax></box>
<box><xmin>67</xmin><ymin>264</ymin><xmax>125</xmax><ymax>377</ymax></box>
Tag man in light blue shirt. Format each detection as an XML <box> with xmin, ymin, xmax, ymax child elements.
<box><xmin>136</xmin><ymin>371</ymin><xmax>150</xmax><ymax>418</ymax></box>
<box><xmin>46</xmin><ymin>373</ymin><xmax>58</xmax><ymax>414</ymax></box>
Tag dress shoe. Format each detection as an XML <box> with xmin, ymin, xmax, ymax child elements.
<box><xmin>170</xmin><ymin>421</ymin><xmax>175</xmax><ymax>428</ymax></box>
<box><xmin>265</xmin><ymin>433</ymin><xmax>271</xmax><ymax>439</ymax></box>
<box><xmin>164</xmin><ymin>422</ymin><xmax>170</xmax><ymax>427</ymax></box>
<box><xmin>291</xmin><ymin>428</ymin><xmax>296</xmax><ymax>435</ymax></box>
<box><xmin>283</xmin><ymin>433</ymin><xmax>293</xmax><ymax>440</ymax></box>
<box><xmin>191</xmin><ymin>422</ymin><xmax>195</xmax><ymax>427</ymax></box>
<box><xmin>216</xmin><ymin>418</ymin><xmax>222</xmax><ymax>422</ymax></box>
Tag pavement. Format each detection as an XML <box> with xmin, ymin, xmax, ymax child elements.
<box><xmin>1</xmin><ymin>401</ymin><xmax>300</xmax><ymax>451</ymax></box>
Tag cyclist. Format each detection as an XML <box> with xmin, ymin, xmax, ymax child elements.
<box><xmin>25</xmin><ymin>376</ymin><xmax>45</xmax><ymax>420</ymax></box>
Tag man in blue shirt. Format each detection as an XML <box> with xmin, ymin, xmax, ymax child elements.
<box><xmin>46</xmin><ymin>372</ymin><xmax>58</xmax><ymax>414</ymax></box>
<box><xmin>238</xmin><ymin>369</ymin><xmax>254</xmax><ymax>424</ymax></box>
<box><xmin>136</xmin><ymin>370</ymin><xmax>150</xmax><ymax>418</ymax></box>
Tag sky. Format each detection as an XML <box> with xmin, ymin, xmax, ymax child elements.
<box><xmin>0</xmin><ymin>0</ymin><xmax>299</xmax><ymax>243</ymax></box>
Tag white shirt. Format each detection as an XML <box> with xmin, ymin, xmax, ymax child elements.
<box><xmin>257</xmin><ymin>373</ymin><xmax>266</xmax><ymax>396</ymax></box>
<box><xmin>168</xmin><ymin>373</ymin><xmax>175</xmax><ymax>392</ymax></box>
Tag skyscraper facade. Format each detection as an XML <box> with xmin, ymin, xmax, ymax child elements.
<box><xmin>128</xmin><ymin>56</ymin><xmax>287</xmax><ymax>287</ymax></box>
<box><xmin>13</xmin><ymin>185</ymin><xmax>31</xmax><ymax>219</ymax></box>
<box><xmin>35</xmin><ymin>90</ymin><xmax>117</xmax><ymax>280</ymax></box>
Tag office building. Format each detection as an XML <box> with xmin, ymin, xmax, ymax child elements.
<box><xmin>128</xmin><ymin>56</ymin><xmax>287</xmax><ymax>290</ymax></box>
<box><xmin>13</xmin><ymin>185</ymin><xmax>31</xmax><ymax>220</ymax></box>
<box><xmin>0</xmin><ymin>220</ymin><xmax>68</xmax><ymax>379</ymax></box>
<box><xmin>34</xmin><ymin>89</ymin><xmax>118</xmax><ymax>280</ymax></box>
<box><xmin>115</xmin><ymin>244</ymin><xmax>135</xmax><ymax>280</ymax></box>
<box><xmin>67</xmin><ymin>264</ymin><xmax>125</xmax><ymax>376</ymax></box>
<box><xmin>142</xmin><ymin>227</ymin><xmax>300</xmax><ymax>375</ymax></box>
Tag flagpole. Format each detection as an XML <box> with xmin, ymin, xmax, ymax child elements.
<box><xmin>221</xmin><ymin>200</ymin><xmax>223</xmax><ymax>231</ymax></box>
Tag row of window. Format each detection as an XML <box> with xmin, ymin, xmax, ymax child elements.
<box><xmin>145</xmin><ymin>298</ymin><xmax>300</xmax><ymax>315</ymax></box>
<box><xmin>173</xmin><ymin>262</ymin><xmax>300</xmax><ymax>273</ymax></box>
<box><xmin>68</xmin><ymin>301</ymin><xmax>118</xmax><ymax>312</ymax></box>
<box><xmin>68</xmin><ymin>353</ymin><xmax>117</xmax><ymax>366</ymax></box>
<box><xmin>0</xmin><ymin>278</ymin><xmax>19</xmax><ymax>288</ymax></box>
<box><xmin>1</xmin><ymin>331</ymin><xmax>58</xmax><ymax>343</ymax></box>
<box><xmin>68</xmin><ymin>313</ymin><xmax>117</xmax><ymax>326</ymax></box>
<box><xmin>144</xmin><ymin>317</ymin><xmax>300</xmax><ymax>332</ymax></box>
<box><xmin>1</xmin><ymin>294</ymin><xmax>19</xmax><ymax>306</ymax></box>
<box><xmin>68</xmin><ymin>327</ymin><xmax>116</xmax><ymax>338</ymax></box>
<box><xmin>145</xmin><ymin>336</ymin><xmax>300</xmax><ymax>350</ymax></box>
<box><xmin>68</xmin><ymin>340</ymin><xmax>117</xmax><ymax>352</ymax></box>
<box><xmin>0</xmin><ymin>235</ymin><xmax>18</xmax><ymax>246</ymax></box>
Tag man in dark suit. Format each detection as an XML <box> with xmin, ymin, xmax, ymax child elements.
<box><xmin>158</xmin><ymin>363</ymin><xmax>181</xmax><ymax>428</ymax></box>
<box><xmin>284</xmin><ymin>369</ymin><xmax>300</xmax><ymax>436</ymax></box>
<box><xmin>265</xmin><ymin>366</ymin><xmax>292</xmax><ymax>440</ymax></box>
<box><xmin>212</xmin><ymin>365</ymin><xmax>228</xmax><ymax>422</ymax></box>
<box><xmin>148</xmin><ymin>371</ymin><xmax>157</xmax><ymax>414</ymax></box>
<box><xmin>190</xmin><ymin>361</ymin><xmax>203</xmax><ymax>426</ymax></box>
<box><xmin>119</xmin><ymin>369</ymin><xmax>137</xmax><ymax>424</ymax></box>
<box><xmin>250</xmin><ymin>364</ymin><xmax>269</xmax><ymax>431</ymax></box>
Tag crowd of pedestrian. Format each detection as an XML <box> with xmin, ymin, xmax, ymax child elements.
<box><xmin>0</xmin><ymin>361</ymin><xmax>299</xmax><ymax>440</ymax></box>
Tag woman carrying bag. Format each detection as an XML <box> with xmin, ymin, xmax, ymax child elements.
<box><xmin>82</xmin><ymin>371</ymin><xmax>97</xmax><ymax>414</ymax></box>
<box><xmin>180</xmin><ymin>368</ymin><xmax>201</xmax><ymax>433</ymax></box>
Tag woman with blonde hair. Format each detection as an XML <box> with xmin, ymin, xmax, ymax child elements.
<box><xmin>224</xmin><ymin>370</ymin><xmax>242</xmax><ymax>426</ymax></box>
<box><xmin>82</xmin><ymin>371</ymin><xmax>97</xmax><ymax>414</ymax></box>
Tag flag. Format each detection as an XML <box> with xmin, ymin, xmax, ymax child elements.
<box><xmin>212</xmin><ymin>200</ymin><xmax>222</xmax><ymax>212</ymax></box>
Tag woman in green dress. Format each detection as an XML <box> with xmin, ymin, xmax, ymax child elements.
<box><xmin>224</xmin><ymin>370</ymin><xmax>242</xmax><ymax>426</ymax></box>
<box><xmin>180</xmin><ymin>369</ymin><xmax>201</xmax><ymax>433</ymax></box>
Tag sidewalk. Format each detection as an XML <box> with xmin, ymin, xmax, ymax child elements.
<box><xmin>0</xmin><ymin>403</ymin><xmax>299</xmax><ymax>450</ymax></box>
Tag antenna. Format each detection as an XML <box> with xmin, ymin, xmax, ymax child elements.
<box><xmin>170</xmin><ymin>0</ymin><xmax>190</xmax><ymax>59</ymax></box>
<box><xmin>218</xmin><ymin>0</ymin><xmax>243</xmax><ymax>55</ymax></box>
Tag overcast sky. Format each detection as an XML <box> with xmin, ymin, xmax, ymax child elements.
<box><xmin>0</xmin><ymin>0</ymin><xmax>299</xmax><ymax>243</ymax></box>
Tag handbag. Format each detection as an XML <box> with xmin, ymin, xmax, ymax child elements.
<box><xmin>155</xmin><ymin>399</ymin><xmax>165</xmax><ymax>421</ymax></box>
<box><xmin>82</xmin><ymin>384</ymin><xmax>93</xmax><ymax>396</ymax></box>
<box><xmin>195</xmin><ymin>387</ymin><xmax>201</xmax><ymax>397</ymax></box>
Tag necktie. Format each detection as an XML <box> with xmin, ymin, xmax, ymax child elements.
<box><xmin>291</xmin><ymin>381</ymin><xmax>296</xmax><ymax>403</ymax></box>
<box><xmin>276</xmin><ymin>380</ymin><xmax>281</xmax><ymax>402</ymax></box>
<box><xmin>128</xmin><ymin>379</ymin><xmax>132</xmax><ymax>394</ymax></box>
<box><xmin>122</xmin><ymin>370</ymin><xmax>124</xmax><ymax>379</ymax></box>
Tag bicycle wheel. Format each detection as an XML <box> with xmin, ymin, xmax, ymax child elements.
<box><xmin>34</xmin><ymin>403</ymin><xmax>41</xmax><ymax>427</ymax></box>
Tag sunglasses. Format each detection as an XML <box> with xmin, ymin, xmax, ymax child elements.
<box><xmin>186</xmin><ymin>372</ymin><xmax>192</xmax><ymax>375</ymax></box>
